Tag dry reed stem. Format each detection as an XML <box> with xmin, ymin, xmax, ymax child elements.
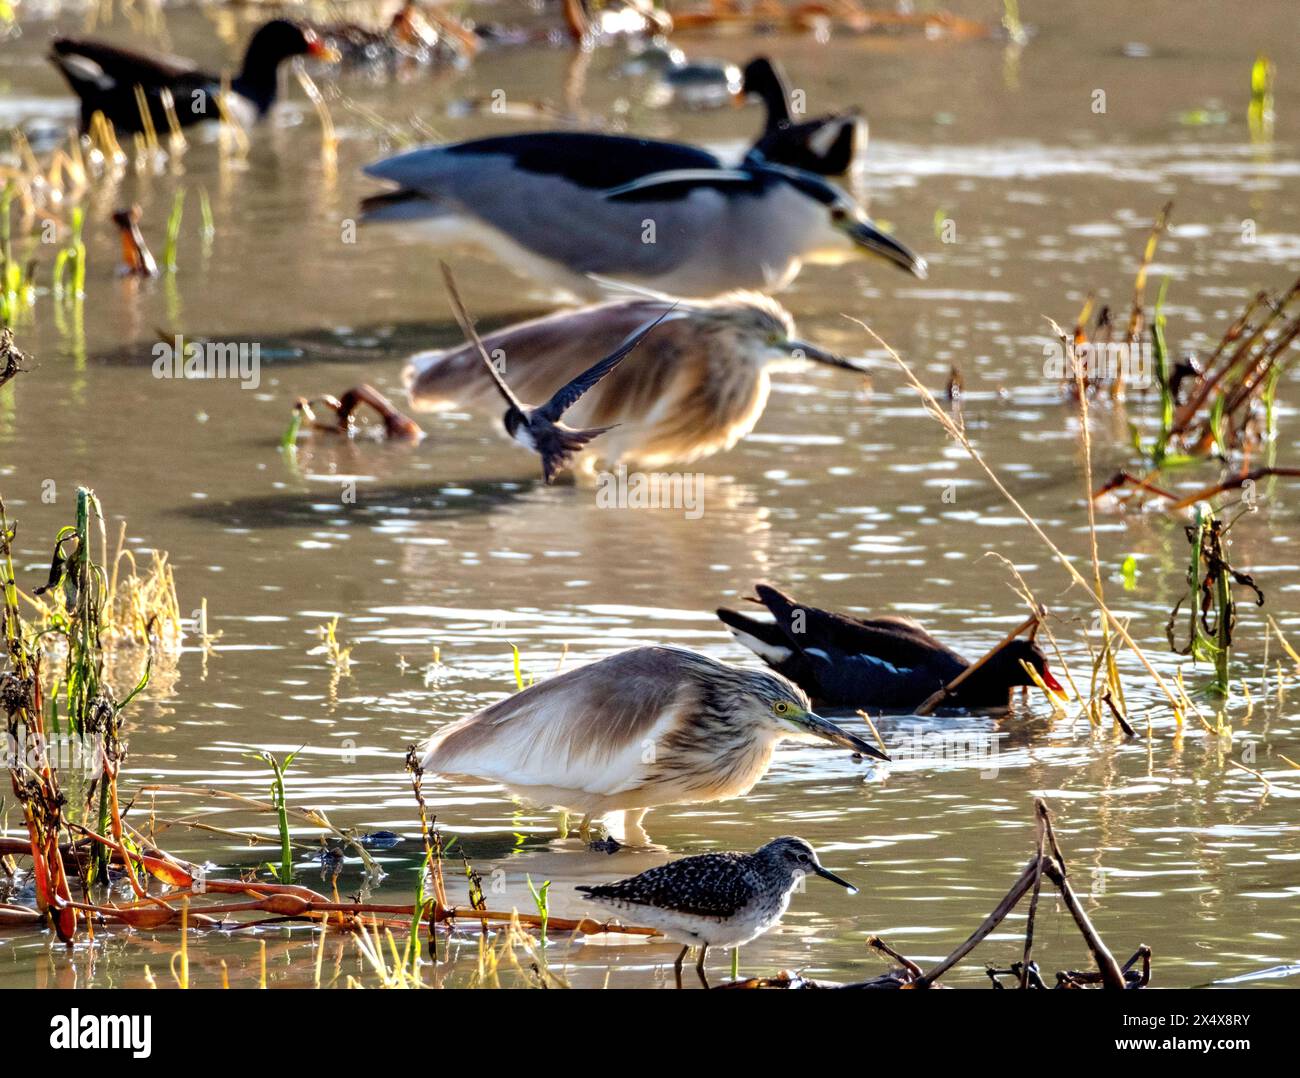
<box><xmin>847</xmin><ymin>316</ymin><xmax>1184</xmax><ymax>717</ymax></box>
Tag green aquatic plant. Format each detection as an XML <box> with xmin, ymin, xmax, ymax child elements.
<box><xmin>1166</xmin><ymin>506</ymin><xmax>1263</xmax><ymax>697</ymax></box>
<box><xmin>52</xmin><ymin>205</ymin><xmax>87</xmax><ymax>300</ymax></box>
<box><xmin>197</xmin><ymin>187</ymin><xmax>215</xmax><ymax>256</ymax></box>
<box><xmin>526</xmin><ymin>875</ymin><xmax>551</xmax><ymax>950</ymax></box>
<box><xmin>0</xmin><ymin>182</ymin><xmax>37</xmax><ymax>324</ymax></box>
<box><xmin>1249</xmin><ymin>54</ymin><xmax>1275</xmax><ymax>141</ymax></box>
<box><xmin>16</xmin><ymin>488</ymin><xmax>152</xmax><ymax>885</ymax></box>
<box><xmin>163</xmin><ymin>188</ymin><xmax>185</xmax><ymax>272</ymax></box>
<box><xmin>252</xmin><ymin>748</ymin><xmax>300</xmax><ymax>883</ymax></box>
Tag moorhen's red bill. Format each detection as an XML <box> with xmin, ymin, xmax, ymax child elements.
<box><xmin>718</xmin><ymin>583</ymin><xmax>1065</xmax><ymax>711</ymax></box>
<box><xmin>49</xmin><ymin>19</ymin><xmax>330</xmax><ymax>135</ymax></box>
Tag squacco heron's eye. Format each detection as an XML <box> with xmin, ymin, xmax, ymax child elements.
<box><xmin>774</xmin><ymin>701</ymin><xmax>789</xmax><ymax>715</ymax></box>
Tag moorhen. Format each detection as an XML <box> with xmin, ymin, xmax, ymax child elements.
<box><xmin>718</xmin><ymin>583</ymin><xmax>1064</xmax><ymax>710</ymax></box>
<box><xmin>739</xmin><ymin>56</ymin><xmax>862</xmax><ymax>177</ymax></box>
<box><xmin>49</xmin><ymin>19</ymin><xmax>330</xmax><ymax>134</ymax></box>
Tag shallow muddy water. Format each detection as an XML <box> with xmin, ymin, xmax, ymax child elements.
<box><xmin>1</xmin><ymin>1</ymin><xmax>1299</xmax><ymax>988</ymax></box>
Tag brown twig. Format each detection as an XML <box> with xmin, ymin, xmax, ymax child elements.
<box><xmin>914</xmin><ymin>612</ymin><xmax>1040</xmax><ymax>715</ymax></box>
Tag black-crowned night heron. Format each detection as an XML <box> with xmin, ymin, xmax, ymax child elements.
<box><xmin>438</xmin><ymin>263</ymin><xmax>675</xmax><ymax>482</ymax></box>
<box><xmin>405</xmin><ymin>290</ymin><xmax>864</xmax><ymax>472</ymax></box>
<box><xmin>420</xmin><ymin>646</ymin><xmax>888</xmax><ymax>841</ymax></box>
<box><xmin>718</xmin><ymin>583</ymin><xmax>1065</xmax><ymax>710</ymax></box>
<box><xmin>49</xmin><ymin>20</ymin><xmax>330</xmax><ymax>133</ymax></box>
<box><xmin>360</xmin><ymin>131</ymin><xmax>926</xmax><ymax>298</ymax></box>
<box><xmin>577</xmin><ymin>836</ymin><xmax>856</xmax><ymax>987</ymax></box>
<box><xmin>740</xmin><ymin>56</ymin><xmax>862</xmax><ymax>176</ymax></box>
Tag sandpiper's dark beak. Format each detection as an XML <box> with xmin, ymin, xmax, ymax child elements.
<box><xmin>784</xmin><ymin>338</ymin><xmax>868</xmax><ymax>374</ymax></box>
<box><xmin>843</xmin><ymin>217</ymin><xmax>928</xmax><ymax>279</ymax></box>
<box><xmin>799</xmin><ymin>710</ymin><xmax>890</xmax><ymax>762</ymax></box>
<box><xmin>812</xmin><ymin>864</ymin><xmax>857</xmax><ymax>894</ymax></box>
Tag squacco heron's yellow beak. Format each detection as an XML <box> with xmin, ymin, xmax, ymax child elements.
<box><xmin>793</xmin><ymin>708</ymin><xmax>890</xmax><ymax>762</ymax></box>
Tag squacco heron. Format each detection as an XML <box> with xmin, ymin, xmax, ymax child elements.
<box><xmin>420</xmin><ymin>645</ymin><xmax>888</xmax><ymax>841</ymax></box>
<box><xmin>405</xmin><ymin>291</ymin><xmax>866</xmax><ymax>473</ymax></box>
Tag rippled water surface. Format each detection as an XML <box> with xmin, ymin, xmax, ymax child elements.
<box><xmin>1</xmin><ymin>1</ymin><xmax>1299</xmax><ymax>988</ymax></box>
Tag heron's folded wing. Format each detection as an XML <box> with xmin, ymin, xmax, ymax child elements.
<box><xmin>587</xmin><ymin>853</ymin><xmax>753</xmax><ymax>917</ymax></box>
<box><xmin>422</xmin><ymin>647</ymin><xmax>692</xmax><ymax>796</ymax></box>
<box><xmin>755</xmin><ymin>583</ymin><xmax>964</xmax><ymax>668</ymax></box>
<box><xmin>51</xmin><ymin>37</ymin><xmax>208</xmax><ymax>87</ymax></box>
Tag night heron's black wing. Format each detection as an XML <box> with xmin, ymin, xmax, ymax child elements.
<box><xmin>438</xmin><ymin>261</ymin><xmax>527</xmax><ymax>414</ymax></box>
<box><xmin>578</xmin><ymin>852</ymin><xmax>754</xmax><ymax>918</ymax></box>
<box><xmin>535</xmin><ymin>306</ymin><xmax>677</xmax><ymax>421</ymax></box>
<box><xmin>363</xmin><ymin>134</ymin><xmax>733</xmax><ymax>278</ymax></box>
<box><xmin>442</xmin><ymin>132</ymin><xmax>727</xmax><ymax>189</ymax></box>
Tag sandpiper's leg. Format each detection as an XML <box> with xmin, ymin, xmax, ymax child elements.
<box><xmin>622</xmin><ymin>807</ymin><xmax>650</xmax><ymax>845</ymax></box>
<box><xmin>673</xmin><ymin>945</ymin><xmax>689</xmax><ymax>989</ymax></box>
<box><xmin>696</xmin><ymin>944</ymin><xmax>710</xmax><ymax>989</ymax></box>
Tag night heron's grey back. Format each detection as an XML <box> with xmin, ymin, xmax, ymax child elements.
<box><xmin>362</xmin><ymin>133</ymin><xmax>871</xmax><ymax>296</ymax></box>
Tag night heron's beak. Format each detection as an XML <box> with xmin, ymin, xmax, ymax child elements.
<box><xmin>812</xmin><ymin>864</ymin><xmax>858</xmax><ymax>893</ymax></box>
<box><xmin>842</xmin><ymin>217</ymin><xmax>928</xmax><ymax>279</ymax></box>
<box><xmin>784</xmin><ymin>338</ymin><xmax>868</xmax><ymax>374</ymax></box>
<box><xmin>797</xmin><ymin>710</ymin><xmax>891</xmax><ymax>762</ymax></box>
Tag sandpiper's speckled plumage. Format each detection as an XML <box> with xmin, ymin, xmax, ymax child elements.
<box><xmin>578</xmin><ymin>836</ymin><xmax>857</xmax><ymax>987</ymax></box>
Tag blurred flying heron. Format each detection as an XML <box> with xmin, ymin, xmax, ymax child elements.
<box><xmin>405</xmin><ymin>290</ymin><xmax>866</xmax><ymax>473</ymax></box>
<box><xmin>438</xmin><ymin>263</ymin><xmax>676</xmax><ymax>482</ymax></box>
<box><xmin>360</xmin><ymin>131</ymin><xmax>926</xmax><ymax>298</ymax></box>
<box><xmin>420</xmin><ymin>646</ymin><xmax>889</xmax><ymax>842</ymax></box>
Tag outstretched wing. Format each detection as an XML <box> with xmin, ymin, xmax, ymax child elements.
<box><xmin>537</xmin><ymin>306</ymin><xmax>677</xmax><ymax>421</ymax></box>
<box><xmin>438</xmin><ymin>262</ymin><xmax>527</xmax><ymax>413</ymax></box>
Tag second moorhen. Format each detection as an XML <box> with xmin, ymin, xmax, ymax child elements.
<box><xmin>739</xmin><ymin>56</ymin><xmax>861</xmax><ymax>176</ymax></box>
<box><xmin>50</xmin><ymin>19</ymin><xmax>330</xmax><ymax>134</ymax></box>
<box><xmin>718</xmin><ymin>583</ymin><xmax>1064</xmax><ymax>710</ymax></box>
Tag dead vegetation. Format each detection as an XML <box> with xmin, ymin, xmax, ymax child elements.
<box><xmin>727</xmin><ymin>801</ymin><xmax>1150</xmax><ymax>990</ymax></box>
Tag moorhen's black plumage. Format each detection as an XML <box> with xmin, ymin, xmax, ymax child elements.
<box><xmin>717</xmin><ymin>584</ymin><xmax>1064</xmax><ymax>711</ymax></box>
<box><xmin>49</xmin><ymin>19</ymin><xmax>329</xmax><ymax>134</ymax></box>
<box><xmin>740</xmin><ymin>57</ymin><xmax>861</xmax><ymax>177</ymax></box>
